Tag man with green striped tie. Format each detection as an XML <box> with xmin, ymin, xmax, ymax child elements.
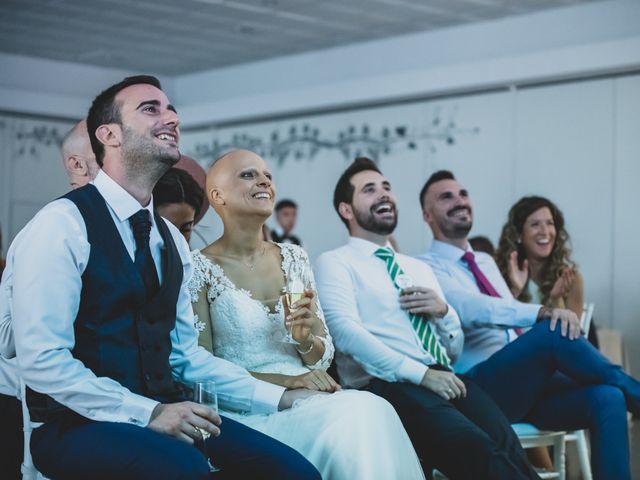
<box><xmin>315</xmin><ymin>157</ymin><xmax>539</xmax><ymax>480</ymax></box>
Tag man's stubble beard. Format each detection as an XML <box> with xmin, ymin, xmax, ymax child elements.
<box><xmin>120</xmin><ymin>125</ymin><xmax>179</xmax><ymax>180</ymax></box>
<box><xmin>438</xmin><ymin>216</ymin><xmax>472</xmax><ymax>240</ymax></box>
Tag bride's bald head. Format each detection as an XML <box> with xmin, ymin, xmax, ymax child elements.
<box><xmin>206</xmin><ymin>149</ymin><xmax>273</xmax><ymax>216</ymax></box>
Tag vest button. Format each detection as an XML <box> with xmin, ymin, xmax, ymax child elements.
<box><xmin>144</xmin><ymin>373</ymin><xmax>151</xmax><ymax>381</ymax></box>
<box><xmin>156</xmin><ymin>373</ymin><xmax>164</xmax><ymax>380</ymax></box>
<box><xmin>154</xmin><ymin>345</ymin><xmax>162</xmax><ymax>352</ymax></box>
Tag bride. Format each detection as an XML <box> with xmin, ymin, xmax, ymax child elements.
<box><xmin>188</xmin><ymin>149</ymin><xmax>424</xmax><ymax>480</ymax></box>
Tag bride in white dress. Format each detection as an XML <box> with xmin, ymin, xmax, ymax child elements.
<box><xmin>188</xmin><ymin>149</ymin><xmax>424</xmax><ymax>480</ymax></box>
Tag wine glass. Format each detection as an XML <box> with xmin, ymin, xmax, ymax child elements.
<box><xmin>281</xmin><ymin>262</ymin><xmax>312</xmax><ymax>344</ymax></box>
<box><xmin>396</xmin><ymin>272</ymin><xmax>413</xmax><ymax>292</ymax></box>
<box><xmin>193</xmin><ymin>380</ymin><xmax>220</xmax><ymax>473</ymax></box>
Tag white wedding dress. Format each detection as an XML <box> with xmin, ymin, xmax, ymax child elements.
<box><xmin>189</xmin><ymin>243</ymin><xmax>424</xmax><ymax>480</ymax></box>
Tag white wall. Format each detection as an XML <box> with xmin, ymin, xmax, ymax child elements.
<box><xmin>174</xmin><ymin>0</ymin><xmax>640</xmax><ymax>127</ymax></box>
<box><xmin>0</xmin><ymin>52</ymin><xmax>174</xmax><ymax>119</ymax></box>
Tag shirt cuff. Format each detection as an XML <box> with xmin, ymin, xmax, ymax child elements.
<box><xmin>123</xmin><ymin>394</ymin><xmax>160</xmax><ymax>427</ymax></box>
<box><xmin>516</xmin><ymin>302</ymin><xmax>543</xmax><ymax>326</ymax></box>
<box><xmin>397</xmin><ymin>356</ymin><xmax>429</xmax><ymax>385</ymax></box>
<box><xmin>250</xmin><ymin>380</ymin><xmax>286</xmax><ymax>415</ymax></box>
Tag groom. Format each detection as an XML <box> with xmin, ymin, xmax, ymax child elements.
<box><xmin>10</xmin><ymin>75</ymin><xmax>319</xmax><ymax>480</ymax></box>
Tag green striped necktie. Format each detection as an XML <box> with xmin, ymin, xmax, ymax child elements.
<box><xmin>374</xmin><ymin>246</ymin><xmax>451</xmax><ymax>369</ymax></box>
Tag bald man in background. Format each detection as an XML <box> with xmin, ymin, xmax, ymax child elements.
<box><xmin>0</xmin><ymin>119</ymin><xmax>99</xmax><ymax>478</ymax></box>
<box><xmin>61</xmin><ymin>119</ymin><xmax>100</xmax><ymax>189</ymax></box>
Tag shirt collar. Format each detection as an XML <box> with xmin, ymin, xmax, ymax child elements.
<box><xmin>430</xmin><ymin>239</ymin><xmax>473</xmax><ymax>261</ymax></box>
<box><xmin>92</xmin><ymin>170</ymin><xmax>156</xmax><ymax>225</ymax></box>
<box><xmin>347</xmin><ymin>236</ymin><xmax>394</xmax><ymax>257</ymax></box>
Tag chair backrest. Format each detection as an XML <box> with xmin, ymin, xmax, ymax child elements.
<box><xmin>580</xmin><ymin>303</ymin><xmax>595</xmax><ymax>336</ymax></box>
<box><xmin>512</xmin><ymin>423</ymin><xmax>566</xmax><ymax>480</ymax></box>
<box><xmin>20</xmin><ymin>379</ymin><xmax>46</xmax><ymax>480</ymax></box>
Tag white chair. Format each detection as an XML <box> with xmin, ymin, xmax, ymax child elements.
<box><xmin>20</xmin><ymin>380</ymin><xmax>47</xmax><ymax>480</ymax></box>
<box><xmin>511</xmin><ymin>303</ymin><xmax>595</xmax><ymax>480</ymax></box>
<box><xmin>512</xmin><ymin>423</ymin><xmax>566</xmax><ymax>480</ymax></box>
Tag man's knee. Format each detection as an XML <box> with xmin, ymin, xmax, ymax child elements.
<box><xmin>151</xmin><ymin>441</ymin><xmax>210</xmax><ymax>480</ymax></box>
<box><xmin>585</xmin><ymin>385</ymin><xmax>627</xmax><ymax>424</ymax></box>
<box><xmin>256</xmin><ymin>439</ymin><xmax>321</xmax><ymax>480</ymax></box>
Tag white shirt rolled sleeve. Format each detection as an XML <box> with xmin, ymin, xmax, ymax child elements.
<box><xmin>315</xmin><ymin>237</ymin><xmax>463</xmax><ymax>388</ymax></box>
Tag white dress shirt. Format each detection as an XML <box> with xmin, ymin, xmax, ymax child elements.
<box><xmin>315</xmin><ymin>237</ymin><xmax>463</xmax><ymax>389</ymax></box>
<box><xmin>1</xmin><ymin>229</ymin><xmax>23</xmax><ymax>396</ymax></box>
<box><xmin>0</xmin><ymin>227</ymin><xmax>25</xmax><ymax>359</ymax></box>
<box><xmin>11</xmin><ymin>170</ymin><xmax>284</xmax><ymax>426</ymax></box>
<box><xmin>0</xmin><ymin>357</ymin><xmax>19</xmax><ymax>397</ymax></box>
<box><xmin>417</xmin><ymin>240</ymin><xmax>541</xmax><ymax>373</ymax></box>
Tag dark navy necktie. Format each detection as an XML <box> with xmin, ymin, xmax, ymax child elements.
<box><xmin>129</xmin><ymin>209</ymin><xmax>160</xmax><ymax>299</ymax></box>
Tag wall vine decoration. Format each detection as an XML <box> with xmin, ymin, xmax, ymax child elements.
<box><xmin>15</xmin><ymin>125</ymin><xmax>65</xmax><ymax>157</ymax></box>
<box><xmin>189</xmin><ymin>108</ymin><xmax>479</xmax><ymax>165</ymax></box>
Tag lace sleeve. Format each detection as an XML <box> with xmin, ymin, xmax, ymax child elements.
<box><xmin>187</xmin><ymin>251</ymin><xmax>210</xmax><ymax>303</ymax></box>
<box><xmin>281</xmin><ymin>244</ymin><xmax>335</xmax><ymax>370</ymax></box>
<box><xmin>188</xmin><ymin>251</ymin><xmax>215</xmax><ymax>353</ymax></box>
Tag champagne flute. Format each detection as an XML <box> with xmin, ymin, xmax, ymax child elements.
<box><xmin>193</xmin><ymin>380</ymin><xmax>220</xmax><ymax>473</ymax></box>
<box><xmin>281</xmin><ymin>262</ymin><xmax>311</xmax><ymax>344</ymax></box>
<box><xmin>396</xmin><ymin>273</ymin><xmax>413</xmax><ymax>291</ymax></box>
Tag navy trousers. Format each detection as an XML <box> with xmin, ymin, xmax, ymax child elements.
<box><xmin>366</xmin><ymin>377</ymin><xmax>539</xmax><ymax>480</ymax></box>
<box><xmin>467</xmin><ymin>319</ymin><xmax>640</xmax><ymax>480</ymax></box>
<box><xmin>0</xmin><ymin>393</ymin><xmax>22</xmax><ymax>480</ymax></box>
<box><xmin>31</xmin><ymin>413</ymin><xmax>320</xmax><ymax>480</ymax></box>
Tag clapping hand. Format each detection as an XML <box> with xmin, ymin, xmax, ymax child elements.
<box><xmin>508</xmin><ymin>251</ymin><xmax>528</xmax><ymax>297</ymax></box>
<box><xmin>550</xmin><ymin>268</ymin><xmax>575</xmax><ymax>302</ymax></box>
<box><xmin>399</xmin><ymin>286</ymin><xmax>448</xmax><ymax>319</ymax></box>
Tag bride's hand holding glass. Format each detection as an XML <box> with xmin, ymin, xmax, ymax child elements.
<box><xmin>284</xmin><ymin>289</ymin><xmax>321</xmax><ymax>346</ymax></box>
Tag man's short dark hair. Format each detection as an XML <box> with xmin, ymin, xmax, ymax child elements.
<box><xmin>333</xmin><ymin>157</ymin><xmax>381</xmax><ymax>229</ymax></box>
<box><xmin>419</xmin><ymin>170</ymin><xmax>456</xmax><ymax>209</ymax></box>
<box><xmin>87</xmin><ymin>75</ymin><xmax>162</xmax><ymax>167</ymax></box>
<box><xmin>275</xmin><ymin>199</ymin><xmax>297</xmax><ymax>212</ymax></box>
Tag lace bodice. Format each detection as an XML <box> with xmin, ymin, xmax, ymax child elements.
<box><xmin>188</xmin><ymin>243</ymin><xmax>334</xmax><ymax>376</ymax></box>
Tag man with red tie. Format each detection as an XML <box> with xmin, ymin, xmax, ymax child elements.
<box><xmin>417</xmin><ymin>170</ymin><xmax>640</xmax><ymax>480</ymax></box>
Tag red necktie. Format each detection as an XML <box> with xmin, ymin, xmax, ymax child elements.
<box><xmin>461</xmin><ymin>251</ymin><xmax>523</xmax><ymax>336</ymax></box>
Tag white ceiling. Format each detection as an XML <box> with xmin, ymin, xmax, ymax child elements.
<box><xmin>0</xmin><ymin>0</ymin><xmax>603</xmax><ymax>75</ymax></box>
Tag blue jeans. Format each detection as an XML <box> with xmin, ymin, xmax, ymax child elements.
<box><xmin>467</xmin><ymin>319</ymin><xmax>639</xmax><ymax>480</ymax></box>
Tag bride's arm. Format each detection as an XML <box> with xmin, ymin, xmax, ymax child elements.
<box><xmin>191</xmin><ymin>286</ymin><xmax>214</xmax><ymax>354</ymax></box>
<box><xmin>250</xmin><ymin>370</ymin><xmax>340</xmax><ymax>392</ymax></box>
<box><xmin>291</xmin><ymin>247</ymin><xmax>335</xmax><ymax>369</ymax></box>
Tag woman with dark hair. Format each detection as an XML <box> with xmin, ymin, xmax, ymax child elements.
<box><xmin>496</xmin><ymin>196</ymin><xmax>583</xmax><ymax>318</ymax></box>
<box><xmin>496</xmin><ymin>196</ymin><xmax>587</xmax><ymax>472</ymax></box>
<box><xmin>497</xmin><ymin>196</ymin><xmax>583</xmax><ymax>316</ymax></box>
<box><xmin>153</xmin><ymin>167</ymin><xmax>205</xmax><ymax>242</ymax></box>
